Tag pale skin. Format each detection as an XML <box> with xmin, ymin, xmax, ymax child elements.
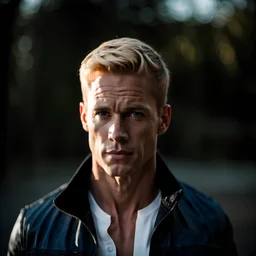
<box><xmin>79</xmin><ymin>70</ymin><xmax>171</xmax><ymax>256</ymax></box>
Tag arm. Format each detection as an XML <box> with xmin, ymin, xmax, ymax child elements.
<box><xmin>7</xmin><ymin>209</ymin><xmax>26</xmax><ymax>256</ymax></box>
<box><xmin>219</xmin><ymin>213</ymin><xmax>239</xmax><ymax>256</ymax></box>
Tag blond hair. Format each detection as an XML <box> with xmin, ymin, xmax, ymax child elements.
<box><xmin>79</xmin><ymin>37</ymin><xmax>170</xmax><ymax>108</ymax></box>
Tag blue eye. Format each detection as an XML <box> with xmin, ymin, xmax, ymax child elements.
<box><xmin>131</xmin><ymin>111</ymin><xmax>143</xmax><ymax>117</ymax></box>
<box><xmin>125</xmin><ymin>111</ymin><xmax>144</xmax><ymax>119</ymax></box>
<box><xmin>97</xmin><ymin>111</ymin><xmax>109</xmax><ymax>117</ymax></box>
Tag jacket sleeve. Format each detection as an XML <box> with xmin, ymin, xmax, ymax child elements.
<box><xmin>219</xmin><ymin>213</ymin><xmax>239</xmax><ymax>256</ymax></box>
<box><xmin>7</xmin><ymin>209</ymin><xmax>26</xmax><ymax>256</ymax></box>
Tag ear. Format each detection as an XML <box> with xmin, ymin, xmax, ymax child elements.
<box><xmin>158</xmin><ymin>104</ymin><xmax>171</xmax><ymax>135</ymax></box>
<box><xmin>79</xmin><ymin>102</ymin><xmax>89</xmax><ymax>132</ymax></box>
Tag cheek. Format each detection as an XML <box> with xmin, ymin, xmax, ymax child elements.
<box><xmin>142</xmin><ymin>134</ymin><xmax>158</xmax><ymax>150</ymax></box>
<box><xmin>88</xmin><ymin>122</ymin><xmax>108</xmax><ymax>148</ymax></box>
<box><xmin>137</xmin><ymin>130</ymin><xmax>158</xmax><ymax>152</ymax></box>
<box><xmin>87</xmin><ymin>122</ymin><xmax>98</xmax><ymax>148</ymax></box>
<box><xmin>135</xmin><ymin>122</ymin><xmax>158</xmax><ymax>140</ymax></box>
<box><xmin>141</xmin><ymin>125</ymin><xmax>158</xmax><ymax>148</ymax></box>
<box><xmin>87</xmin><ymin>119</ymin><xmax>103</xmax><ymax>136</ymax></box>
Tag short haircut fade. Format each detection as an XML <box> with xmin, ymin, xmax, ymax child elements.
<box><xmin>79</xmin><ymin>37</ymin><xmax>170</xmax><ymax>107</ymax></box>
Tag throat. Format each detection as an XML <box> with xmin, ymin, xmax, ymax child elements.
<box><xmin>90</xmin><ymin>172</ymin><xmax>158</xmax><ymax>215</ymax></box>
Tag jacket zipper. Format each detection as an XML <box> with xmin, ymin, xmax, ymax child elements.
<box><xmin>55</xmin><ymin>189</ymin><xmax>182</xmax><ymax>256</ymax></box>
<box><xmin>149</xmin><ymin>189</ymin><xmax>183</xmax><ymax>255</ymax></box>
<box><xmin>55</xmin><ymin>206</ymin><xmax>98</xmax><ymax>256</ymax></box>
<box><xmin>154</xmin><ymin>189</ymin><xmax>182</xmax><ymax>231</ymax></box>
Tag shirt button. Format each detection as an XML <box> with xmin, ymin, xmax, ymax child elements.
<box><xmin>107</xmin><ymin>246</ymin><xmax>113</xmax><ymax>252</ymax></box>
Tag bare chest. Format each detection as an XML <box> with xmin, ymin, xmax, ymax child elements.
<box><xmin>108</xmin><ymin>220</ymin><xmax>136</xmax><ymax>256</ymax></box>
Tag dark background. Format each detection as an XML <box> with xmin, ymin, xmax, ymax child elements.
<box><xmin>1</xmin><ymin>0</ymin><xmax>256</xmax><ymax>255</ymax></box>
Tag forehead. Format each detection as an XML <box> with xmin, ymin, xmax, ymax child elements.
<box><xmin>86</xmin><ymin>71</ymin><xmax>158</xmax><ymax>105</ymax></box>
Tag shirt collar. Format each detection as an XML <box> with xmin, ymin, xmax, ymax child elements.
<box><xmin>54</xmin><ymin>152</ymin><xmax>182</xmax><ymax>219</ymax></box>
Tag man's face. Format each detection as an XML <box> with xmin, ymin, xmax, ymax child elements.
<box><xmin>80</xmin><ymin>71</ymin><xmax>170</xmax><ymax>178</ymax></box>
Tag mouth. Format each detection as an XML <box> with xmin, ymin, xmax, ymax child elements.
<box><xmin>106</xmin><ymin>150</ymin><xmax>133</xmax><ymax>159</ymax></box>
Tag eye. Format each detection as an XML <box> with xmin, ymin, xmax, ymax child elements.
<box><xmin>126</xmin><ymin>111</ymin><xmax>144</xmax><ymax>119</ymax></box>
<box><xmin>96</xmin><ymin>111</ymin><xmax>110</xmax><ymax>117</ymax></box>
<box><xmin>131</xmin><ymin>111</ymin><xmax>143</xmax><ymax>117</ymax></box>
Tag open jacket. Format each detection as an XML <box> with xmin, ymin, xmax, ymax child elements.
<box><xmin>8</xmin><ymin>153</ymin><xmax>238</xmax><ymax>256</ymax></box>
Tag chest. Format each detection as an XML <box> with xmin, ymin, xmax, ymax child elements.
<box><xmin>94</xmin><ymin>211</ymin><xmax>158</xmax><ymax>256</ymax></box>
<box><xmin>108</xmin><ymin>222</ymin><xmax>135</xmax><ymax>256</ymax></box>
<box><xmin>26</xmin><ymin>217</ymin><xmax>223</xmax><ymax>256</ymax></box>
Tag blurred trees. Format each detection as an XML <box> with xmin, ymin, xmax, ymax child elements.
<box><xmin>4</xmin><ymin>0</ymin><xmax>256</xmax><ymax>166</ymax></box>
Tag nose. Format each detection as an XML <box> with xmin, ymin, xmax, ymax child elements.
<box><xmin>108</xmin><ymin>115</ymin><xmax>128</xmax><ymax>142</ymax></box>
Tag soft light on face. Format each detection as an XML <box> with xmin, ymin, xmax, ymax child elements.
<box><xmin>79</xmin><ymin>71</ymin><xmax>171</xmax><ymax>179</ymax></box>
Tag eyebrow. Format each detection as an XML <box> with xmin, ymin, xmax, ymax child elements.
<box><xmin>124</xmin><ymin>104</ymin><xmax>150</xmax><ymax>112</ymax></box>
<box><xmin>92</xmin><ymin>105</ymin><xmax>111</xmax><ymax>112</ymax></box>
<box><xmin>92</xmin><ymin>103</ymin><xmax>151</xmax><ymax>112</ymax></box>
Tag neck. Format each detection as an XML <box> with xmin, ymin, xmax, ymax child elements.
<box><xmin>90</xmin><ymin>156</ymin><xmax>158</xmax><ymax>217</ymax></box>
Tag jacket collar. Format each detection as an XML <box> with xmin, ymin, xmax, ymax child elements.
<box><xmin>54</xmin><ymin>152</ymin><xmax>182</xmax><ymax>219</ymax></box>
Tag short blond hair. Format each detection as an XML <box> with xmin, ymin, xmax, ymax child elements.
<box><xmin>79</xmin><ymin>37</ymin><xmax>170</xmax><ymax>108</ymax></box>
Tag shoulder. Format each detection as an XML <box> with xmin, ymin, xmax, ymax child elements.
<box><xmin>178</xmin><ymin>181</ymin><xmax>229</xmax><ymax>228</ymax></box>
<box><xmin>24</xmin><ymin>184</ymin><xmax>67</xmax><ymax>216</ymax></box>
<box><xmin>174</xmin><ymin>181</ymin><xmax>238</xmax><ymax>254</ymax></box>
<box><xmin>19</xmin><ymin>183</ymin><xmax>69</xmax><ymax>233</ymax></box>
<box><xmin>8</xmin><ymin>184</ymin><xmax>69</xmax><ymax>252</ymax></box>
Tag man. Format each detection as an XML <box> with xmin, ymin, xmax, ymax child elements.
<box><xmin>8</xmin><ymin>37</ymin><xmax>238</xmax><ymax>256</ymax></box>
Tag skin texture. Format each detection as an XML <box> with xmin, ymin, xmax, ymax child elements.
<box><xmin>79</xmin><ymin>71</ymin><xmax>171</xmax><ymax>255</ymax></box>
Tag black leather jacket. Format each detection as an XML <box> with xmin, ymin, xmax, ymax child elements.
<box><xmin>8</xmin><ymin>153</ymin><xmax>238</xmax><ymax>256</ymax></box>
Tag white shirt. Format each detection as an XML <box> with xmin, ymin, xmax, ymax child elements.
<box><xmin>88</xmin><ymin>190</ymin><xmax>161</xmax><ymax>256</ymax></box>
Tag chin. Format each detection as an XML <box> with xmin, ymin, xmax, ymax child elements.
<box><xmin>106</xmin><ymin>165</ymin><xmax>132</xmax><ymax>177</ymax></box>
